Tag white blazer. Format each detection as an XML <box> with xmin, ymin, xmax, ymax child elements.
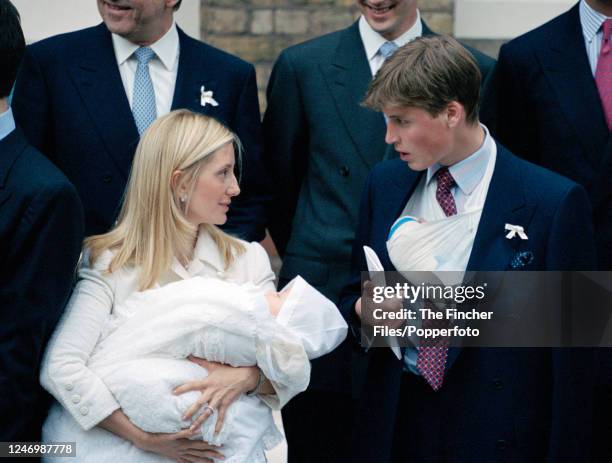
<box><xmin>40</xmin><ymin>229</ymin><xmax>276</xmax><ymax>430</ymax></box>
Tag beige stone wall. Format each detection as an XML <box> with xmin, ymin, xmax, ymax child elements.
<box><xmin>201</xmin><ymin>0</ymin><xmax>453</xmax><ymax>111</ymax></box>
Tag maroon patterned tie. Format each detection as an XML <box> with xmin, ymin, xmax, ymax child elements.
<box><xmin>415</xmin><ymin>167</ymin><xmax>457</xmax><ymax>390</ymax></box>
<box><xmin>596</xmin><ymin>19</ymin><xmax>612</xmax><ymax>130</ymax></box>
<box><xmin>435</xmin><ymin>167</ymin><xmax>458</xmax><ymax>216</ymax></box>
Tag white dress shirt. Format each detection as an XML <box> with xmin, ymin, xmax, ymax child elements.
<box><xmin>580</xmin><ymin>0</ymin><xmax>612</xmax><ymax>76</ymax></box>
<box><xmin>398</xmin><ymin>125</ymin><xmax>497</xmax><ymax>373</ymax></box>
<box><xmin>358</xmin><ymin>10</ymin><xmax>423</xmax><ymax>77</ymax></box>
<box><xmin>111</xmin><ymin>22</ymin><xmax>180</xmax><ymax>117</ymax></box>
<box><xmin>40</xmin><ymin>229</ymin><xmax>275</xmax><ymax>430</ymax></box>
<box><xmin>0</xmin><ymin>107</ymin><xmax>16</xmax><ymax>141</ymax></box>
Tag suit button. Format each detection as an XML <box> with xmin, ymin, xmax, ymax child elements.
<box><xmin>496</xmin><ymin>439</ymin><xmax>508</xmax><ymax>450</ymax></box>
<box><xmin>80</xmin><ymin>406</ymin><xmax>89</xmax><ymax>416</ymax></box>
<box><xmin>65</xmin><ymin>383</ymin><xmax>74</xmax><ymax>391</ymax></box>
<box><xmin>102</xmin><ymin>174</ymin><xmax>112</xmax><ymax>183</ymax></box>
<box><xmin>492</xmin><ymin>379</ymin><xmax>503</xmax><ymax>390</ymax></box>
<box><xmin>339</xmin><ymin>165</ymin><xmax>350</xmax><ymax>177</ymax></box>
<box><xmin>71</xmin><ymin>394</ymin><xmax>81</xmax><ymax>404</ymax></box>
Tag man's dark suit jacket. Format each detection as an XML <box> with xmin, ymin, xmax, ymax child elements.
<box><xmin>484</xmin><ymin>4</ymin><xmax>611</xmax><ymax>271</ymax></box>
<box><xmin>338</xmin><ymin>145</ymin><xmax>597</xmax><ymax>462</ymax></box>
<box><xmin>0</xmin><ymin>127</ymin><xmax>83</xmax><ymax>441</ymax></box>
<box><xmin>482</xmin><ymin>5</ymin><xmax>612</xmax><ymax>458</ymax></box>
<box><xmin>263</xmin><ymin>20</ymin><xmax>495</xmax><ymax>393</ymax></box>
<box><xmin>12</xmin><ymin>24</ymin><xmax>269</xmax><ymax>240</ymax></box>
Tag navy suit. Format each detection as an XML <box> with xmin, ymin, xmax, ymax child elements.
<box><xmin>339</xmin><ymin>145</ymin><xmax>596</xmax><ymax>462</ymax></box>
<box><xmin>12</xmin><ymin>24</ymin><xmax>269</xmax><ymax>240</ymax></box>
<box><xmin>0</xmin><ymin>127</ymin><xmax>83</xmax><ymax>441</ymax></box>
<box><xmin>482</xmin><ymin>5</ymin><xmax>612</xmax><ymax>459</ymax></box>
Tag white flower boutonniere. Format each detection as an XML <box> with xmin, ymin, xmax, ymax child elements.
<box><xmin>200</xmin><ymin>86</ymin><xmax>219</xmax><ymax>107</ymax></box>
<box><xmin>505</xmin><ymin>223</ymin><xmax>528</xmax><ymax>240</ymax></box>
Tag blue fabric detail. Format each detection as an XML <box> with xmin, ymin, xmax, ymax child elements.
<box><xmin>388</xmin><ymin>216</ymin><xmax>417</xmax><ymax>240</ymax></box>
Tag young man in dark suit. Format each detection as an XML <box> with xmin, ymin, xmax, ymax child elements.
<box><xmin>0</xmin><ymin>0</ymin><xmax>83</xmax><ymax>442</ymax></box>
<box><xmin>482</xmin><ymin>1</ymin><xmax>612</xmax><ymax>459</ymax></box>
<box><xmin>263</xmin><ymin>1</ymin><xmax>494</xmax><ymax>461</ymax></box>
<box><xmin>339</xmin><ymin>35</ymin><xmax>596</xmax><ymax>462</ymax></box>
<box><xmin>12</xmin><ymin>0</ymin><xmax>269</xmax><ymax>240</ymax></box>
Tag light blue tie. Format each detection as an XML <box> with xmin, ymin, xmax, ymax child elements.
<box><xmin>379</xmin><ymin>41</ymin><xmax>398</xmax><ymax>60</ymax></box>
<box><xmin>379</xmin><ymin>42</ymin><xmax>399</xmax><ymax>125</ymax></box>
<box><xmin>132</xmin><ymin>47</ymin><xmax>157</xmax><ymax>136</ymax></box>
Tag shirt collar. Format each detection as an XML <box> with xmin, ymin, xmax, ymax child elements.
<box><xmin>359</xmin><ymin>10</ymin><xmax>423</xmax><ymax>62</ymax></box>
<box><xmin>580</xmin><ymin>0</ymin><xmax>610</xmax><ymax>44</ymax></box>
<box><xmin>426</xmin><ymin>124</ymin><xmax>492</xmax><ymax>196</ymax></box>
<box><xmin>111</xmin><ymin>21</ymin><xmax>179</xmax><ymax>70</ymax></box>
<box><xmin>0</xmin><ymin>107</ymin><xmax>16</xmax><ymax>142</ymax></box>
<box><xmin>193</xmin><ymin>227</ymin><xmax>226</xmax><ymax>272</ymax></box>
<box><xmin>168</xmin><ymin>227</ymin><xmax>225</xmax><ymax>280</ymax></box>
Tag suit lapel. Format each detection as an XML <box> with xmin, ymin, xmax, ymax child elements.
<box><xmin>171</xmin><ymin>28</ymin><xmax>218</xmax><ymax>116</ymax></box>
<box><xmin>536</xmin><ymin>5</ymin><xmax>608</xmax><ymax>170</ymax></box>
<box><xmin>382</xmin><ymin>164</ymin><xmax>423</xmax><ymax>267</ymax></box>
<box><xmin>0</xmin><ymin>129</ymin><xmax>26</xmax><ymax>189</ymax></box>
<box><xmin>68</xmin><ymin>24</ymin><xmax>138</xmax><ymax>179</ymax></box>
<box><xmin>467</xmin><ymin>145</ymin><xmax>535</xmax><ymax>272</ymax></box>
<box><xmin>445</xmin><ymin>146</ymin><xmax>535</xmax><ymax>372</ymax></box>
<box><xmin>0</xmin><ymin>129</ymin><xmax>26</xmax><ymax>210</ymax></box>
<box><xmin>321</xmin><ymin>22</ymin><xmax>387</xmax><ymax>168</ymax></box>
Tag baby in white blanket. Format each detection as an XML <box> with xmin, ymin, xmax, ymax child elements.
<box><xmin>45</xmin><ymin>276</ymin><xmax>347</xmax><ymax>463</ymax></box>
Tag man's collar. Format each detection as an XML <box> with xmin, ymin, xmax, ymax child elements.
<box><xmin>0</xmin><ymin>107</ymin><xmax>16</xmax><ymax>142</ymax></box>
<box><xmin>580</xmin><ymin>0</ymin><xmax>610</xmax><ymax>44</ymax></box>
<box><xmin>426</xmin><ymin>124</ymin><xmax>492</xmax><ymax>196</ymax></box>
<box><xmin>359</xmin><ymin>10</ymin><xmax>422</xmax><ymax>62</ymax></box>
<box><xmin>111</xmin><ymin>21</ymin><xmax>179</xmax><ymax>70</ymax></box>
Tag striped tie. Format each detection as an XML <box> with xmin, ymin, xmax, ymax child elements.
<box><xmin>596</xmin><ymin>19</ymin><xmax>612</xmax><ymax>130</ymax></box>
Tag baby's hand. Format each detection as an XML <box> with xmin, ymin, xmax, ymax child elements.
<box><xmin>264</xmin><ymin>291</ymin><xmax>283</xmax><ymax>317</ymax></box>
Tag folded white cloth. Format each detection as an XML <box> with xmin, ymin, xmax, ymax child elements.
<box><xmin>386</xmin><ymin>211</ymin><xmax>482</xmax><ymax>285</ymax></box>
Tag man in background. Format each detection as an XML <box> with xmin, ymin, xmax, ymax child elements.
<box><xmin>483</xmin><ymin>1</ymin><xmax>612</xmax><ymax>459</ymax></box>
<box><xmin>13</xmin><ymin>0</ymin><xmax>270</xmax><ymax>240</ymax></box>
<box><xmin>0</xmin><ymin>0</ymin><xmax>83</xmax><ymax>442</ymax></box>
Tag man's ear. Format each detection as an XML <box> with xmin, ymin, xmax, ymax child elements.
<box><xmin>445</xmin><ymin>101</ymin><xmax>464</xmax><ymax>128</ymax></box>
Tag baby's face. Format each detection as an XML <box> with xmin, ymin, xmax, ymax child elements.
<box><xmin>264</xmin><ymin>288</ymin><xmax>291</xmax><ymax>317</ymax></box>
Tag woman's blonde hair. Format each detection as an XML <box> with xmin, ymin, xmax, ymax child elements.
<box><xmin>86</xmin><ymin>109</ymin><xmax>246</xmax><ymax>290</ymax></box>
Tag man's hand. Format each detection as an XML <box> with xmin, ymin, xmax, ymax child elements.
<box><xmin>356</xmin><ymin>280</ymin><xmax>405</xmax><ymax>330</ymax></box>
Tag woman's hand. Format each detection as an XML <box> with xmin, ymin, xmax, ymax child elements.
<box><xmin>173</xmin><ymin>357</ymin><xmax>259</xmax><ymax>435</ymax></box>
<box><xmin>99</xmin><ymin>409</ymin><xmax>223</xmax><ymax>462</ymax></box>
<box><xmin>136</xmin><ymin>428</ymin><xmax>224</xmax><ymax>463</ymax></box>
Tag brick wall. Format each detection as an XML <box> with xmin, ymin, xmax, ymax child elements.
<box><xmin>201</xmin><ymin>0</ymin><xmax>454</xmax><ymax>112</ymax></box>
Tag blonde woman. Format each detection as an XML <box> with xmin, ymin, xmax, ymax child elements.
<box><xmin>40</xmin><ymin>110</ymin><xmax>280</xmax><ymax>462</ymax></box>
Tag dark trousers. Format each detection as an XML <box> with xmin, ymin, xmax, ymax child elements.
<box><xmin>592</xmin><ymin>383</ymin><xmax>612</xmax><ymax>463</ymax></box>
<box><xmin>282</xmin><ymin>389</ymin><xmax>354</xmax><ymax>463</ymax></box>
<box><xmin>391</xmin><ymin>374</ymin><xmax>442</xmax><ymax>463</ymax></box>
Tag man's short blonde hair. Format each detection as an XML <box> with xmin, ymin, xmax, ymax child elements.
<box><xmin>363</xmin><ymin>35</ymin><xmax>481</xmax><ymax>124</ymax></box>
